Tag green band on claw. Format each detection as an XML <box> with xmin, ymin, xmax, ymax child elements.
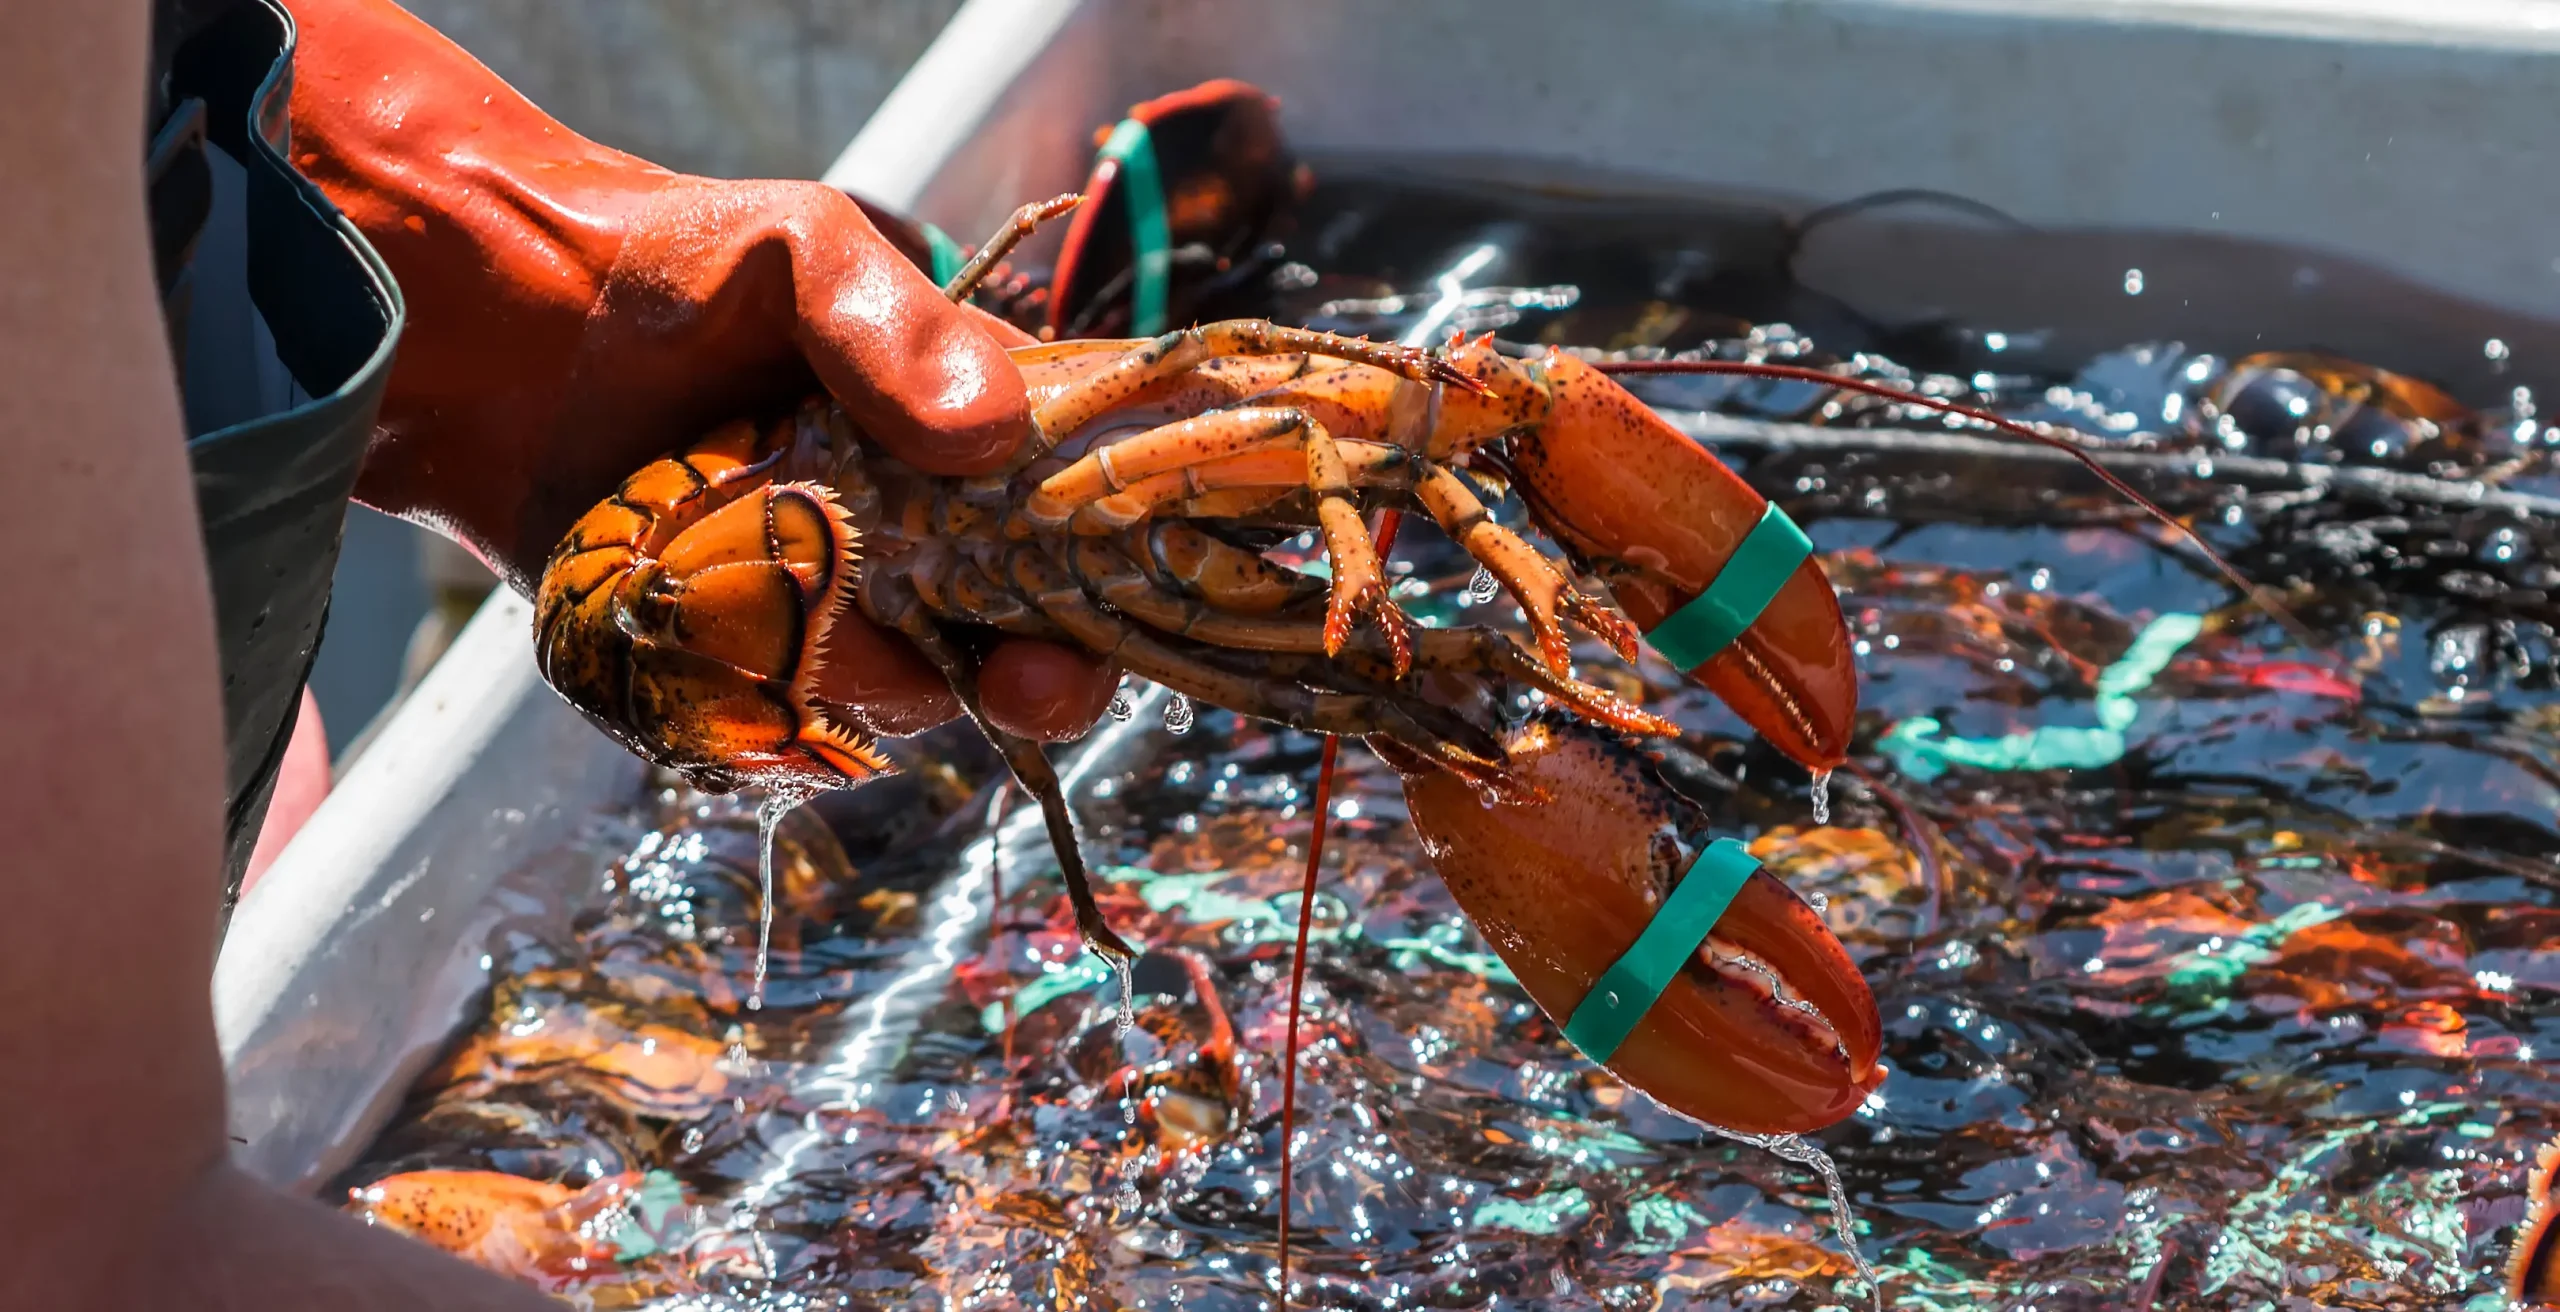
<box><xmin>1094</xmin><ymin>118</ymin><xmax>1172</xmax><ymax>336</ymax></box>
<box><xmin>1643</xmin><ymin>502</ymin><xmax>1813</xmax><ymax>672</ymax></box>
<box><xmin>1562</xmin><ymin>838</ymin><xmax>1760</xmax><ymax>1063</ymax></box>
<box><xmin>920</xmin><ymin>222</ymin><xmax>967</xmax><ymax>289</ymax></box>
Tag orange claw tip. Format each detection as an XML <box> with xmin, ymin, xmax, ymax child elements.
<box><xmin>1384</xmin><ymin>715</ymin><xmax>1882</xmax><ymax>1137</ymax></box>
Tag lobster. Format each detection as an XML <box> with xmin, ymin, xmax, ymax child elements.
<box><xmin>530</xmin><ymin>190</ymin><xmax>1883</xmax><ymax>1139</ymax></box>
<box><xmin>529</xmin><ymin>158</ymin><xmax>2308</xmax><ymax>1149</ymax></box>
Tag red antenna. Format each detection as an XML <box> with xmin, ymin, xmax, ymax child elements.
<box><xmin>1591</xmin><ymin>357</ymin><xmax>2328</xmax><ymax>657</ymax></box>
<box><xmin>1274</xmin><ymin>506</ymin><xmax>1404</xmax><ymax>1312</ymax></box>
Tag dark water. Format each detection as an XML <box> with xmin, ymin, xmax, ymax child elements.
<box><xmin>340</xmin><ymin>174</ymin><xmax>2560</xmax><ymax>1310</ymax></box>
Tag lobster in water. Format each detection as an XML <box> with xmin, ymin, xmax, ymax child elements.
<box><xmin>530</xmin><ymin>176</ymin><xmax>2287</xmax><ymax>1149</ymax></box>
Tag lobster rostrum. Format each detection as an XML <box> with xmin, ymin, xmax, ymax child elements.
<box><xmin>534</xmin><ymin>195</ymin><xmax>1893</xmax><ymax>1136</ymax></box>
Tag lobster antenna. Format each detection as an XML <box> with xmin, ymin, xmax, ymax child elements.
<box><xmin>942</xmin><ymin>192</ymin><xmax>1084</xmax><ymax>303</ymax></box>
<box><xmin>1592</xmin><ymin>358</ymin><xmax>2330</xmax><ymax>657</ymax></box>
<box><xmin>1274</xmin><ymin>507</ymin><xmax>1405</xmax><ymax>1312</ymax></box>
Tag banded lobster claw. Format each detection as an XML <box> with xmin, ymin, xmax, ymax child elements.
<box><xmin>1046</xmin><ymin>78</ymin><xmax>1309</xmax><ymax>338</ymax></box>
<box><xmin>1494</xmin><ymin>348</ymin><xmax>1859</xmax><ymax>771</ymax></box>
<box><xmin>847</xmin><ymin>80</ymin><xmax>1309</xmax><ymax>339</ymax></box>
<box><xmin>1375</xmin><ymin>715</ymin><xmax>1884</xmax><ymax>1136</ymax></box>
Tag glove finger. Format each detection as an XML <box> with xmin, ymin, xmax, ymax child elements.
<box><xmin>792</xmin><ymin>188</ymin><xmax>1032</xmax><ymax>478</ymax></box>
<box><xmin>978</xmin><ymin>640</ymin><xmax>1117</xmax><ymax>744</ymax></box>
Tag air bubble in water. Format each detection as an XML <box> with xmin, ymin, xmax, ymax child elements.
<box><xmin>1164</xmin><ymin>693</ymin><xmax>1195</xmax><ymax>735</ymax></box>
<box><xmin>1810</xmin><ymin>768</ymin><xmax>1834</xmax><ymax>826</ymax></box>
<box><xmin>1468</xmin><ymin>567</ymin><xmax>1500</xmax><ymax>603</ymax></box>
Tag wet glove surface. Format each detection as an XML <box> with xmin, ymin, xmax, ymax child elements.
<box><xmin>286</xmin><ymin>0</ymin><xmax>1110</xmax><ymax>741</ymax></box>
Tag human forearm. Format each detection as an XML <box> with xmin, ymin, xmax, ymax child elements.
<box><xmin>0</xmin><ymin>1</ymin><xmax>231</xmax><ymax>1305</ymax></box>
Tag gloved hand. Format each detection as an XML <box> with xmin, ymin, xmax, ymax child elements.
<box><xmin>286</xmin><ymin>0</ymin><xmax>1112</xmax><ymax>742</ymax></box>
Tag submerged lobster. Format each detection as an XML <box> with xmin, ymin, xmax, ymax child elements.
<box><xmin>533</xmin><ymin>193</ymin><xmax>1885</xmax><ymax>1136</ymax></box>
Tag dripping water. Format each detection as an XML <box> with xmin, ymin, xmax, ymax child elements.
<box><xmin>1467</xmin><ymin>566</ymin><xmax>1500</xmax><ymax>603</ymax></box>
<box><xmin>1107</xmin><ymin>679</ymin><xmax>1136</xmax><ymax>722</ymax></box>
<box><xmin>1164</xmin><ymin>693</ymin><xmax>1196</xmax><ymax>735</ymax></box>
<box><xmin>1110</xmin><ymin>952</ymin><xmax>1137</xmax><ymax>1037</ymax></box>
<box><xmin>748</xmin><ymin>786</ymin><xmax>820</xmax><ymax>1011</ymax></box>
<box><xmin>1715</xmin><ymin>1127</ymin><xmax>1884</xmax><ymax>1312</ymax></box>
<box><xmin>1810</xmin><ymin>768</ymin><xmax>1834</xmax><ymax>826</ymax></box>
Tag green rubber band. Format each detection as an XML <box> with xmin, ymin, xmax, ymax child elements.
<box><xmin>1562</xmin><ymin>838</ymin><xmax>1760</xmax><ymax>1063</ymax></box>
<box><xmin>1644</xmin><ymin>502</ymin><xmax>1814</xmax><ymax>672</ymax></box>
<box><xmin>920</xmin><ymin>222</ymin><xmax>967</xmax><ymax>290</ymax></box>
<box><xmin>1095</xmin><ymin>118</ymin><xmax>1172</xmax><ymax>335</ymax></box>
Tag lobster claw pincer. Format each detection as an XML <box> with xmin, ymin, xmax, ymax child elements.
<box><xmin>1374</xmin><ymin>716</ymin><xmax>1883</xmax><ymax>1137</ymax></box>
<box><xmin>1491</xmin><ymin>348</ymin><xmax>1859</xmax><ymax>771</ymax></box>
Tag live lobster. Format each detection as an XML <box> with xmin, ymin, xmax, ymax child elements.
<box><xmin>529</xmin><ymin>185</ymin><xmax>2260</xmax><ymax>1144</ymax></box>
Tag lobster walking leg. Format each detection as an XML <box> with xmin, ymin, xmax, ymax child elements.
<box><xmin>1003</xmin><ymin>551</ymin><xmax>1516</xmax><ymax>775</ymax></box>
<box><xmin>1081</xmin><ymin>567</ymin><xmax>1678</xmax><ymax>739</ymax></box>
<box><xmin>938</xmin><ymin>193</ymin><xmax>1083</xmax><ymax>302</ymax></box>
<box><xmin>1410</xmin><ymin>460</ymin><xmax>1642</xmax><ymax>672</ymax></box>
<box><xmin>1024</xmin><ymin>322</ymin><xmax>1482</xmax><ymax>456</ymax></box>
<box><xmin>876</xmin><ymin>586</ymin><xmax>1137</xmax><ymax>967</ymax></box>
<box><xmin>1069</xmin><ymin>441</ymin><xmax>1411</xmax><ymax>532</ymax></box>
<box><xmin>1031</xmin><ymin>408</ymin><xmax>1415</xmax><ymax>667</ymax></box>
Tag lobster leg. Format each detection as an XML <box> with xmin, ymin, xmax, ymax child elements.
<box><xmin>1024</xmin><ymin>321</ymin><xmax>1483</xmax><ymax>458</ymax></box>
<box><xmin>1057</xmin><ymin>440</ymin><xmax>1414</xmax><ymax>533</ymax></box>
<box><xmin>1077</xmin><ymin>528</ymin><xmax>1673</xmax><ymax>737</ymax></box>
<box><xmin>939</xmin><ymin>193</ymin><xmax>1082</xmax><ymax>302</ymax></box>
<box><xmin>1002</xmin><ymin>549</ymin><xmax>1517</xmax><ymax>780</ymax></box>
<box><xmin>1079</xmin><ymin>556</ymin><xmax>1678</xmax><ymax>739</ymax></box>
<box><xmin>1028</xmin><ymin>410</ymin><xmax>1415</xmax><ymax>671</ymax></box>
<box><xmin>1410</xmin><ymin>460</ymin><xmax>1642</xmax><ymax>673</ymax></box>
<box><xmin>877</xmin><ymin>591</ymin><xmax>1137</xmax><ymax>969</ymax></box>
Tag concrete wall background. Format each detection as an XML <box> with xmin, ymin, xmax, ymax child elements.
<box><xmin>308</xmin><ymin>0</ymin><xmax>963</xmax><ymax>758</ymax></box>
<box><xmin>398</xmin><ymin>0</ymin><xmax>968</xmax><ymax>179</ymax></box>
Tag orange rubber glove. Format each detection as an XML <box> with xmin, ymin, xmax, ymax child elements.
<box><xmin>286</xmin><ymin>0</ymin><xmax>1111</xmax><ymax>742</ymax></box>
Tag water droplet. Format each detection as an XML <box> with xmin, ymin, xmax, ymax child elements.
<box><xmin>1467</xmin><ymin>567</ymin><xmax>1499</xmax><ymax>603</ymax></box>
<box><xmin>1807</xmin><ymin>891</ymin><xmax>1829</xmax><ymax>913</ymax></box>
<box><xmin>1810</xmin><ymin>768</ymin><xmax>1833</xmax><ymax>826</ymax></box>
<box><xmin>2122</xmin><ymin>268</ymin><xmax>2145</xmax><ymax>295</ymax></box>
<box><xmin>1110</xmin><ymin>954</ymin><xmax>1137</xmax><ymax>1037</ymax></box>
<box><xmin>1106</xmin><ymin>689</ymin><xmax>1135</xmax><ymax>722</ymax></box>
<box><xmin>1736</xmin><ymin>1132</ymin><xmax>1885</xmax><ymax>1312</ymax></box>
<box><xmin>2486</xmin><ymin>337</ymin><xmax>2512</xmax><ymax>362</ymax></box>
<box><xmin>1164</xmin><ymin>693</ymin><xmax>1195</xmax><ymax>735</ymax></box>
<box><xmin>749</xmin><ymin>788</ymin><xmax>818</xmax><ymax>1012</ymax></box>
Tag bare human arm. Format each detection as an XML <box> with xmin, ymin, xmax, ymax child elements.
<box><xmin>0</xmin><ymin>5</ymin><xmax>558</xmax><ymax>1309</ymax></box>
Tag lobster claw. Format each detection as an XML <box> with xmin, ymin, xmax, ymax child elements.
<box><xmin>1047</xmin><ymin>79</ymin><xmax>1307</xmax><ymax>338</ymax></box>
<box><xmin>1500</xmin><ymin>349</ymin><xmax>1859</xmax><ymax>771</ymax></box>
<box><xmin>1375</xmin><ymin>717</ymin><xmax>1883</xmax><ymax>1136</ymax></box>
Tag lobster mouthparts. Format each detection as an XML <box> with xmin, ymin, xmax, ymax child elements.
<box><xmin>1378</xmin><ymin>717</ymin><xmax>1884</xmax><ymax>1137</ymax></box>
